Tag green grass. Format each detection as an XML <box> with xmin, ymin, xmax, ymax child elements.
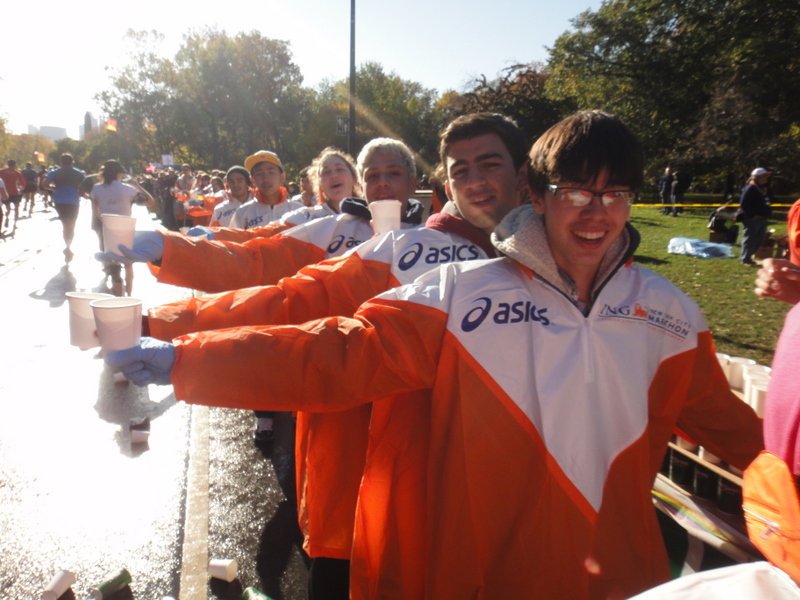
<box><xmin>629</xmin><ymin>206</ymin><xmax>791</xmax><ymax>366</ymax></box>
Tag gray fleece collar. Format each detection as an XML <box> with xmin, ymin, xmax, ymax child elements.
<box><xmin>491</xmin><ymin>204</ymin><xmax>640</xmax><ymax>310</ymax></box>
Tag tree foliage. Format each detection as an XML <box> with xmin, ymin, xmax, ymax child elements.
<box><xmin>547</xmin><ymin>0</ymin><xmax>800</xmax><ymax>189</ymax></box>
<box><xmin>455</xmin><ymin>63</ymin><xmax>576</xmax><ymax>146</ymax></box>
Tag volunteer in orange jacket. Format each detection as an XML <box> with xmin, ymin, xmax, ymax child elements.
<box><xmin>141</xmin><ymin>119</ymin><xmax>529</xmax><ymax>599</ymax></box>
<box><xmin>108</xmin><ymin>111</ymin><xmax>763</xmax><ymax>599</ymax></box>
<box><xmin>97</xmin><ymin>148</ymin><xmax>424</xmax><ymax>294</ymax></box>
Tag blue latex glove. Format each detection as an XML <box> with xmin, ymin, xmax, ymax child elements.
<box><xmin>185</xmin><ymin>226</ymin><xmax>215</xmax><ymax>240</ymax></box>
<box><xmin>95</xmin><ymin>230</ymin><xmax>164</xmax><ymax>264</ymax></box>
<box><xmin>105</xmin><ymin>337</ymin><xmax>176</xmax><ymax>386</ymax></box>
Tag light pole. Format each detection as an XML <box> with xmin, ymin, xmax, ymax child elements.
<box><xmin>348</xmin><ymin>0</ymin><xmax>356</xmax><ymax>155</ymax></box>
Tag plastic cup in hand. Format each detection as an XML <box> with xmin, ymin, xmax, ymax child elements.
<box><xmin>369</xmin><ymin>200</ymin><xmax>401</xmax><ymax>235</ymax></box>
<box><xmin>90</xmin><ymin>297</ymin><xmax>142</xmax><ymax>357</ymax></box>
<box><xmin>101</xmin><ymin>214</ymin><xmax>136</xmax><ymax>258</ymax></box>
<box><xmin>66</xmin><ymin>292</ymin><xmax>113</xmax><ymax>350</ymax></box>
<box><xmin>41</xmin><ymin>569</ymin><xmax>76</xmax><ymax>600</ymax></box>
<box><xmin>208</xmin><ymin>558</ymin><xmax>238</xmax><ymax>582</ymax></box>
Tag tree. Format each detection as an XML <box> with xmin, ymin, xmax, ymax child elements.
<box><xmin>100</xmin><ymin>29</ymin><xmax>311</xmax><ymax>172</ymax></box>
<box><xmin>546</xmin><ymin>0</ymin><xmax>800</xmax><ymax>188</ymax></box>
<box><xmin>456</xmin><ymin>63</ymin><xmax>576</xmax><ymax>146</ymax></box>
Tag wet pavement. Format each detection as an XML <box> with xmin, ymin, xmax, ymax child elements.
<box><xmin>0</xmin><ymin>201</ymin><xmax>309</xmax><ymax>599</ymax></box>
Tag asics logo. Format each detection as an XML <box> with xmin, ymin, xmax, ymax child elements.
<box><xmin>398</xmin><ymin>243</ymin><xmax>481</xmax><ymax>271</ymax></box>
<box><xmin>461</xmin><ymin>297</ymin><xmax>550</xmax><ymax>332</ymax></box>
<box><xmin>328</xmin><ymin>235</ymin><xmax>363</xmax><ymax>254</ymax></box>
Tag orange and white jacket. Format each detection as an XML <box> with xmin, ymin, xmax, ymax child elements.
<box><xmin>153</xmin><ymin>210</ymin><xmax>375</xmax><ymax>293</ymax></box>
<box><xmin>168</xmin><ymin>205</ymin><xmax>762</xmax><ymax>599</ymax></box>
<box><xmin>148</xmin><ymin>211</ymin><xmax>496</xmax><ymax>563</ymax></box>
<box><xmin>788</xmin><ymin>198</ymin><xmax>800</xmax><ymax>266</ymax></box>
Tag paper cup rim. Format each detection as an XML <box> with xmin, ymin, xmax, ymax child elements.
<box><xmin>100</xmin><ymin>213</ymin><xmax>136</xmax><ymax>221</ymax></box>
<box><xmin>66</xmin><ymin>291</ymin><xmax>114</xmax><ymax>301</ymax></box>
<box><xmin>90</xmin><ymin>298</ymin><xmax>143</xmax><ymax>309</ymax></box>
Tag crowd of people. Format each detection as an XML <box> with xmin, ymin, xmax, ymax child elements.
<box><xmin>84</xmin><ymin>110</ymin><xmax>772</xmax><ymax>599</ymax></box>
<box><xmin>5</xmin><ymin>110</ymin><xmax>796</xmax><ymax>597</ymax></box>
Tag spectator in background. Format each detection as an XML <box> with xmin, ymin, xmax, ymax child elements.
<box><xmin>659</xmin><ymin>167</ymin><xmax>674</xmax><ymax>215</ymax></box>
<box><xmin>285</xmin><ymin>180</ymin><xmax>300</xmax><ymax>197</ymax></box>
<box><xmin>42</xmin><ymin>154</ymin><xmax>85</xmax><ymax>262</ymax></box>
<box><xmin>0</xmin><ymin>160</ymin><xmax>27</xmax><ymax>231</ymax></box>
<box><xmin>292</xmin><ymin>166</ymin><xmax>315</xmax><ymax>207</ymax></box>
<box><xmin>739</xmin><ymin>167</ymin><xmax>772</xmax><ymax>266</ymax></box>
<box><xmin>670</xmin><ymin>169</ymin><xmax>691</xmax><ymax>216</ymax></box>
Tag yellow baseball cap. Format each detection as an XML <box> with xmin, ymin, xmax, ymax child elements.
<box><xmin>245</xmin><ymin>150</ymin><xmax>283</xmax><ymax>173</ymax></box>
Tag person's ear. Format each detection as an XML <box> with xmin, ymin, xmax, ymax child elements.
<box><xmin>531</xmin><ymin>190</ymin><xmax>546</xmax><ymax>215</ymax></box>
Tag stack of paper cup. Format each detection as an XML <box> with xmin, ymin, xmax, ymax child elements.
<box><xmin>727</xmin><ymin>356</ymin><xmax>756</xmax><ymax>391</ymax></box>
<box><xmin>743</xmin><ymin>365</ymin><xmax>771</xmax><ymax>409</ymax></box>
<box><xmin>369</xmin><ymin>200</ymin><xmax>401</xmax><ymax>235</ymax></box>
<box><xmin>66</xmin><ymin>292</ymin><xmax>113</xmax><ymax>350</ymax></box>
<box><xmin>101</xmin><ymin>214</ymin><xmax>136</xmax><ymax>257</ymax></box>
<box><xmin>41</xmin><ymin>569</ymin><xmax>76</xmax><ymax>600</ymax></box>
<box><xmin>90</xmin><ymin>298</ymin><xmax>142</xmax><ymax>357</ymax></box>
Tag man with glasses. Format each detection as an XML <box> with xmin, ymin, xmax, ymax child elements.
<box><xmin>105</xmin><ymin>111</ymin><xmax>761</xmax><ymax>599</ymax></box>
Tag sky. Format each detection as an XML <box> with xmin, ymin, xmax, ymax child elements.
<box><xmin>2</xmin><ymin>0</ymin><xmax>601</xmax><ymax>139</ymax></box>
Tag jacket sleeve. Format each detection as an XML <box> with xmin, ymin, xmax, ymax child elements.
<box><xmin>155</xmin><ymin>232</ymin><xmax>327</xmax><ymax>293</ymax></box>
<box><xmin>675</xmin><ymin>331</ymin><xmax>764</xmax><ymax>470</ymax></box>
<box><xmin>170</xmin><ymin>296</ymin><xmax>446</xmax><ymax>413</ymax></box>
<box><xmin>148</xmin><ymin>254</ymin><xmax>397</xmax><ymax>340</ymax></box>
<box><xmin>211</xmin><ymin>221</ymin><xmax>292</xmax><ymax>243</ymax></box>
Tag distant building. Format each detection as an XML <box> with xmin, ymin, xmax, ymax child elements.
<box><xmin>38</xmin><ymin>126</ymin><xmax>69</xmax><ymax>142</ymax></box>
<box><xmin>80</xmin><ymin>112</ymin><xmax>99</xmax><ymax>140</ymax></box>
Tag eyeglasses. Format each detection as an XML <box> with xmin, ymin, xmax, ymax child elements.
<box><xmin>547</xmin><ymin>184</ymin><xmax>637</xmax><ymax>208</ymax></box>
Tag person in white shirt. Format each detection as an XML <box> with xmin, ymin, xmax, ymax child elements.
<box><xmin>229</xmin><ymin>150</ymin><xmax>303</xmax><ymax>229</ymax></box>
<box><xmin>91</xmin><ymin>160</ymin><xmax>154</xmax><ymax>296</ymax></box>
<box><xmin>211</xmin><ymin>166</ymin><xmax>255</xmax><ymax>227</ymax></box>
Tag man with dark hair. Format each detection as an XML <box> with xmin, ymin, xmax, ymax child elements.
<box><xmin>21</xmin><ymin>162</ymin><xmax>39</xmax><ymax>216</ymax></box>
<box><xmin>42</xmin><ymin>154</ymin><xmax>85</xmax><ymax>261</ymax></box>
<box><xmin>0</xmin><ymin>160</ymin><xmax>27</xmax><ymax>231</ymax></box>
<box><xmin>107</xmin><ymin>111</ymin><xmax>762</xmax><ymax>598</ymax></box>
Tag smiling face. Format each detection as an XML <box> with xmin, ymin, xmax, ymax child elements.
<box><xmin>226</xmin><ymin>171</ymin><xmax>250</xmax><ymax>201</ymax></box>
<box><xmin>532</xmin><ymin>170</ymin><xmax>630</xmax><ymax>296</ymax></box>
<box><xmin>362</xmin><ymin>150</ymin><xmax>416</xmax><ymax>213</ymax></box>
<box><xmin>319</xmin><ymin>155</ymin><xmax>356</xmax><ymax>206</ymax></box>
<box><xmin>444</xmin><ymin>133</ymin><xmax>527</xmax><ymax>235</ymax></box>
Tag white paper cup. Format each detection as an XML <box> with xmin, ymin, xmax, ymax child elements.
<box><xmin>369</xmin><ymin>200</ymin><xmax>401</xmax><ymax>235</ymax></box>
<box><xmin>715</xmin><ymin>353</ymin><xmax>730</xmax><ymax>379</ymax></box>
<box><xmin>102</xmin><ymin>214</ymin><xmax>136</xmax><ymax>258</ymax></box>
<box><xmin>750</xmin><ymin>382</ymin><xmax>769</xmax><ymax>418</ymax></box>
<box><xmin>66</xmin><ymin>292</ymin><xmax>113</xmax><ymax>350</ymax></box>
<box><xmin>90</xmin><ymin>298</ymin><xmax>142</xmax><ymax>356</ymax></box>
<box><xmin>41</xmin><ymin>569</ymin><xmax>76</xmax><ymax>600</ymax></box>
<box><xmin>744</xmin><ymin>372</ymin><xmax>770</xmax><ymax>406</ymax></box>
<box><xmin>727</xmin><ymin>357</ymin><xmax>756</xmax><ymax>391</ymax></box>
<box><xmin>208</xmin><ymin>558</ymin><xmax>237</xmax><ymax>582</ymax></box>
